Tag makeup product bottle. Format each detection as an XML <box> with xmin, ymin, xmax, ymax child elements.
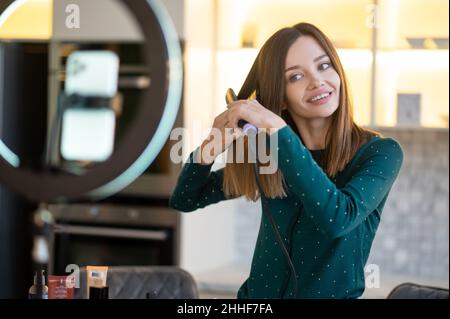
<box><xmin>86</xmin><ymin>266</ymin><xmax>108</xmax><ymax>298</ymax></box>
<box><xmin>48</xmin><ymin>276</ymin><xmax>75</xmax><ymax>299</ymax></box>
<box><xmin>28</xmin><ymin>270</ymin><xmax>48</xmax><ymax>299</ymax></box>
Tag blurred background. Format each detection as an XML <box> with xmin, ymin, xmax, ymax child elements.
<box><xmin>0</xmin><ymin>0</ymin><xmax>448</xmax><ymax>299</ymax></box>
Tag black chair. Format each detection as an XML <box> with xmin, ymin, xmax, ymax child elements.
<box><xmin>387</xmin><ymin>282</ymin><xmax>449</xmax><ymax>299</ymax></box>
<box><xmin>75</xmin><ymin>266</ymin><xmax>199</xmax><ymax>299</ymax></box>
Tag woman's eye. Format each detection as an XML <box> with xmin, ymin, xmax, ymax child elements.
<box><xmin>289</xmin><ymin>74</ymin><xmax>303</xmax><ymax>82</ymax></box>
<box><xmin>319</xmin><ymin>62</ymin><xmax>331</xmax><ymax>71</ymax></box>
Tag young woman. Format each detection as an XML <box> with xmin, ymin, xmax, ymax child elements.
<box><xmin>169</xmin><ymin>22</ymin><xmax>403</xmax><ymax>299</ymax></box>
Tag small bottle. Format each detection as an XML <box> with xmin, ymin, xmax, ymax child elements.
<box><xmin>28</xmin><ymin>270</ymin><xmax>48</xmax><ymax>299</ymax></box>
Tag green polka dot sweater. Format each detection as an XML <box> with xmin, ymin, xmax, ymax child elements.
<box><xmin>168</xmin><ymin>125</ymin><xmax>404</xmax><ymax>299</ymax></box>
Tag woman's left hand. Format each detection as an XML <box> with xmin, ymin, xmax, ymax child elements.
<box><xmin>226</xmin><ymin>99</ymin><xmax>287</xmax><ymax>134</ymax></box>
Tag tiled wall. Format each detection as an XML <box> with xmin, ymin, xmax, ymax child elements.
<box><xmin>368</xmin><ymin>129</ymin><xmax>449</xmax><ymax>282</ymax></box>
<box><xmin>233</xmin><ymin>129</ymin><xmax>449</xmax><ymax>283</ymax></box>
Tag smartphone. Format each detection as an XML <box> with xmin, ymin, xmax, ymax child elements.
<box><xmin>65</xmin><ymin>51</ymin><xmax>119</xmax><ymax>98</ymax></box>
<box><xmin>60</xmin><ymin>51</ymin><xmax>119</xmax><ymax>162</ymax></box>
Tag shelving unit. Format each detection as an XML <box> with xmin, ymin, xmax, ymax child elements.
<box><xmin>213</xmin><ymin>0</ymin><xmax>449</xmax><ymax>129</ymax></box>
<box><xmin>374</xmin><ymin>0</ymin><xmax>449</xmax><ymax>129</ymax></box>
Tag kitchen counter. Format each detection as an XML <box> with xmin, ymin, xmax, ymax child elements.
<box><xmin>193</xmin><ymin>264</ymin><xmax>449</xmax><ymax>299</ymax></box>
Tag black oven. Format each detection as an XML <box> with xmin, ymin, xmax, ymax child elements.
<box><xmin>48</xmin><ymin>203</ymin><xmax>180</xmax><ymax>276</ymax></box>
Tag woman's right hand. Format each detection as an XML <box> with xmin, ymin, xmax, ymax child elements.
<box><xmin>196</xmin><ymin>109</ymin><xmax>245</xmax><ymax>165</ymax></box>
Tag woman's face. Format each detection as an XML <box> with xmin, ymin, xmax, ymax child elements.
<box><xmin>284</xmin><ymin>35</ymin><xmax>341</xmax><ymax>120</ymax></box>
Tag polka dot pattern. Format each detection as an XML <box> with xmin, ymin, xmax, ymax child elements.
<box><xmin>169</xmin><ymin>126</ymin><xmax>404</xmax><ymax>299</ymax></box>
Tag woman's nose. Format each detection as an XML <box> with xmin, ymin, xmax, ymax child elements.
<box><xmin>308</xmin><ymin>76</ymin><xmax>325</xmax><ymax>90</ymax></box>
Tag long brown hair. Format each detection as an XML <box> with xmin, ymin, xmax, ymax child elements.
<box><xmin>223</xmin><ymin>22</ymin><xmax>380</xmax><ymax>201</ymax></box>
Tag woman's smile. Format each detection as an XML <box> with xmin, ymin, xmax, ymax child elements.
<box><xmin>306</xmin><ymin>90</ymin><xmax>333</xmax><ymax>106</ymax></box>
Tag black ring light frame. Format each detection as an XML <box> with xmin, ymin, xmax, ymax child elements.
<box><xmin>0</xmin><ymin>0</ymin><xmax>183</xmax><ymax>202</ymax></box>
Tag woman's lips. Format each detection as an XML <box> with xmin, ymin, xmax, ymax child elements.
<box><xmin>308</xmin><ymin>92</ymin><xmax>332</xmax><ymax>106</ymax></box>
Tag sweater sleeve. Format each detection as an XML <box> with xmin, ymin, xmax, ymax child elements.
<box><xmin>168</xmin><ymin>147</ymin><xmax>236</xmax><ymax>212</ymax></box>
<box><xmin>273</xmin><ymin>125</ymin><xmax>404</xmax><ymax>239</ymax></box>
